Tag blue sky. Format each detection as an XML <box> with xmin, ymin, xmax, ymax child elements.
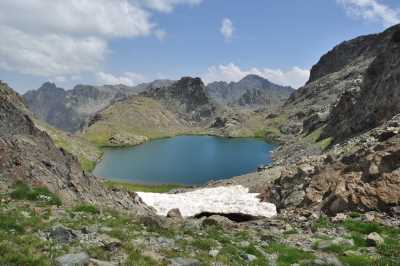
<box><xmin>1</xmin><ymin>0</ymin><xmax>399</xmax><ymax>93</ymax></box>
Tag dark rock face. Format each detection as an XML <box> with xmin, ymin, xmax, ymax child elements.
<box><xmin>237</xmin><ymin>88</ymin><xmax>271</xmax><ymax>106</ymax></box>
<box><xmin>207</xmin><ymin>74</ymin><xmax>294</xmax><ymax>108</ymax></box>
<box><xmin>0</xmin><ymin>82</ymin><xmax>151</xmax><ymax>213</ymax></box>
<box><xmin>142</xmin><ymin>77</ymin><xmax>217</xmax><ymax>122</ymax></box>
<box><xmin>323</xmin><ymin>25</ymin><xmax>400</xmax><ymax>142</ymax></box>
<box><xmin>307</xmin><ymin>28</ymin><xmax>386</xmax><ymax>83</ymax></box>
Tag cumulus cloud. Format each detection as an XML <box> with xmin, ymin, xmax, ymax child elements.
<box><xmin>220</xmin><ymin>18</ymin><xmax>234</xmax><ymax>41</ymax></box>
<box><xmin>0</xmin><ymin>26</ymin><xmax>107</xmax><ymax>77</ymax></box>
<box><xmin>203</xmin><ymin>63</ymin><xmax>310</xmax><ymax>89</ymax></box>
<box><xmin>0</xmin><ymin>0</ymin><xmax>201</xmax><ymax>79</ymax></box>
<box><xmin>142</xmin><ymin>0</ymin><xmax>202</xmax><ymax>13</ymax></box>
<box><xmin>337</xmin><ymin>0</ymin><xmax>400</xmax><ymax>27</ymax></box>
<box><xmin>96</xmin><ymin>72</ymin><xmax>148</xmax><ymax>86</ymax></box>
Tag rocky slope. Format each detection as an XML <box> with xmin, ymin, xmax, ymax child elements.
<box><xmin>322</xmin><ymin>25</ymin><xmax>400</xmax><ymax>143</ymax></box>
<box><xmin>141</xmin><ymin>77</ymin><xmax>217</xmax><ymax>123</ymax></box>
<box><xmin>207</xmin><ymin>74</ymin><xmax>294</xmax><ymax>109</ymax></box>
<box><xmin>231</xmin><ymin>24</ymin><xmax>400</xmax><ymax>218</ymax></box>
<box><xmin>0</xmin><ymin>81</ymin><xmax>150</xmax><ymax>213</ymax></box>
<box><xmin>24</xmin><ymin>80</ymin><xmax>174</xmax><ymax>133</ymax></box>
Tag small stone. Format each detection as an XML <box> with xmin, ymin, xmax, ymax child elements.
<box><xmin>314</xmin><ymin>238</ymin><xmax>354</xmax><ymax>250</ymax></box>
<box><xmin>55</xmin><ymin>252</ymin><xmax>90</xmax><ymax>266</ymax></box>
<box><xmin>332</xmin><ymin>213</ymin><xmax>347</xmax><ymax>222</ymax></box>
<box><xmin>139</xmin><ymin>214</ymin><xmax>167</xmax><ymax>230</ymax></box>
<box><xmin>100</xmin><ymin>227</ymin><xmax>113</xmax><ymax>233</ymax></box>
<box><xmin>169</xmin><ymin>257</ymin><xmax>201</xmax><ymax>266</ymax></box>
<box><xmin>364</xmin><ymin>213</ymin><xmax>376</xmax><ymax>222</ymax></box>
<box><xmin>209</xmin><ymin>249</ymin><xmax>219</xmax><ymax>257</ymax></box>
<box><xmin>202</xmin><ymin>215</ymin><xmax>236</xmax><ymax>229</ymax></box>
<box><xmin>89</xmin><ymin>258</ymin><xmax>117</xmax><ymax>266</ymax></box>
<box><xmin>48</xmin><ymin>225</ymin><xmax>78</xmax><ymax>244</ymax></box>
<box><xmin>239</xmin><ymin>241</ymin><xmax>250</xmax><ymax>248</ymax></box>
<box><xmin>167</xmin><ymin>208</ymin><xmax>183</xmax><ymax>220</ymax></box>
<box><xmin>313</xmin><ymin>255</ymin><xmax>343</xmax><ymax>266</ymax></box>
<box><xmin>367</xmin><ymin>232</ymin><xmax>384</xmax><ymax>246</ymax></box>
<box><xmin>241</xmin><ymin>254</ymin><xmax>257</xmax><ymax>262</ymax></box>
<box><xmin>314</xmin><ymin>239</ymin><xmax>333</xmax><ymax>250</ymax></box>
<box><xmin>344</xmin><ymin>250</ymin><xmax>361</xmax><ymax>257</ymax></box>
<box><xmin>98</xmin><ymin>234</ymin><xmax>122</xmax><ymax>251</ymax></box>
<box><xmin>21</xmin><ymin>211</ymin><xmax>31</xmax><ymax>218</ymax></box>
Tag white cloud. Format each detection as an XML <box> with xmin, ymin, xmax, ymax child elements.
<box><xmin>142</xmin><ymin>0</ymin><xmax>202</xmax><ymax>13</ymax></box>
<box><xmin>337</xmin><ymin>0</ymin><xmax>400</xmax><ymax>27</ymax></box>
<box><xmin>0</xmin><ymin>26</ymin><xmax>107</xmax><ymax>77</ymax></box>
<box><xmin>96</xmin><ymin>72</ymin><xmax>148</xmax><ymax>86</ymax></box>
<box><xmin>0</xmin><ymin>0</ymin><xmax>202</xmax><ymax>79</ymax></box>
<box><xmin>220</xmin><ymin>18</ymin><xmax>234</xmax><ymax>41</ymax></box>
<box><xmin>203</xmin><ymin>63</ymin><xmax>310</xmax><ymax>89</ymax></box>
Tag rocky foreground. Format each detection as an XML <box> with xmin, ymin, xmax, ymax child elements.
<box><xmin>1</xmin><ymin>183</ymin><xmax>399</xmax><ymax>266</ymax></box>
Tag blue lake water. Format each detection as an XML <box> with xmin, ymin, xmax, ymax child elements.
<box><xmin>94</xmin><ymin>136</ymin><xmax>275</xmax><ymax>185</ymax></box>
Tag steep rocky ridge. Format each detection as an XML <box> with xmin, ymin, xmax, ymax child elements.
<box><xmin>142</xmin><ymin>77</ymin><xmax>216</xmax><ymax>123</ymax></box>
<box><xmin>0</xmin><ymin>81</ymin><xmax>150</xmax><ymax>213</ymax></box>
<box><xmin>322</xmin><ymin>25</ymin><xmax>400</xmax><ymax>143</ymax></box>
<box><xmin>207</xmin><ymin>74</ymin><xmax>294</xmax><ymax>108</ymax></box>
<box><xmin>241</xmin><ymin>24</ymin><xmax>400</xmax><ymax>216</ymax></box>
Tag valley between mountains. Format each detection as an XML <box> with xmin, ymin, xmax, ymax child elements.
<box><xmin>1</xmin><ymin>24</ymin><xmax>400</xmax><ymax>266</ymax></box>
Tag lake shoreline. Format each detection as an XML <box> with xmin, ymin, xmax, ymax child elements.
<box><xmin>94</xmin><ymin>135</ymin><xmax>276</xmax><ymax>188</ymax></box>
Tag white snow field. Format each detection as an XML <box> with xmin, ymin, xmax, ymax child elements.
<box><xmin>137</xmin><ymin>185</ymin><xmax>277</xmax><ymax>218</ymax></box>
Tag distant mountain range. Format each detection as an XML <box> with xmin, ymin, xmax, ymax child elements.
<box><xmin>23</xmin><ymin>80</ymin><xmax>174</xmax><ymax>132</ymax></box>
<box><xmin>206</xmin><ymin>74</ymin><xmax>294</xmax><ymax>107</ymax></box>
<box><xmin>23</xmin><ymin>75</ymin><xmax>293</xmax><ymax>133</ymax></box>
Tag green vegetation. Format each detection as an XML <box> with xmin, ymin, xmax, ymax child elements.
<box><xmin>192</xmin><ymin>238</ymin><xmax>217</xmax><ymax>250</ymax></box>
<box><xmin>104</xmin><ymin>180</ymin><xmax>187</xmax><ymax>193</ymax></box>
<box><xmin>72</xmin><ymin>204</ymin><xmax>99</xmax><ymax>214</ymax></box>
<box><xmin>0</xmin><ymin>212</ymin><xmax>24</xmax><ymax>233</ymax></box>
<box><xmin>311</xmin><ymin>215</ymin><xmax>333</xmax><ymax>232</ymax></box>
<box><xmin>343</xmin><ymin>219</ymin><xmax>400</xmax><ymax>235</ymax></box>
<box><xmin>304</xmin><ymin>126</ymin><xmax>333</xmax><ymax>150</ymax></box>
<box><xmin>339</xmin><ymin>254</ymin><xmax>374</xmax><ymax>266</ymax></box>
<box><xmin>10</xmin><ymin>182</ymin><xmax>61</xmax><ymax>206</ymax></box>
<box><xmin>124</xmin><ymin>248</ymin><xmax>161</xmax><ymax>266</ymax></box>
<box><xmin>260</xmin><ymin>114</ymin><xmax>290</xmax><ymax>143</ymax></box>
<box><xmin>78</xmin><ymin>156</ymin><xmax>97</xmax><ymax>173</ymax></box>
<box><xmin>266</xmin><ymin>242</ymin><xmax>315</xmax><ymax>265</ymax></box>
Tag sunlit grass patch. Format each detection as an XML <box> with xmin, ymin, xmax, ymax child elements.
<box><xmin>266</xmin><ymin>242</ymin><xmax>315</xmax><ymax>266</ymax></box>
<box><xmin>104</xmin><ymin>180</ymin><xmax>187</xmax><ymax>193</ymax></box>
<box><xmin>10</xmin><ymin>182</ymin><xmax>62</xmax><ymax>206</ymax></box>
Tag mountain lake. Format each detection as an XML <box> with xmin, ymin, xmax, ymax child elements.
<box><xmin>94</xmin><ymin>135</ymin><xmax>275</xmax><ymax>185</ymax></box>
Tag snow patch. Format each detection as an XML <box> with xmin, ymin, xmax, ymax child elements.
<box><xmin>137</xmin><ymin>185</ymin><xmax>277</xmax><ymax>218</ymax></box>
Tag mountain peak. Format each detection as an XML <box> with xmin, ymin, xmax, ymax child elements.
<box><xmin>37</xmin><ymin>82</ymin><xmax>66</xmax><ymax>94</ymax></box>
<box><xmin>241</xmin><ymin>74</ymin><xmax>266</xmax><ymax>82</ymax></box>
<box><xmin>176</xmin><ymin>76</ymin><xmax>205</xmax><ymax>87</ymax></box>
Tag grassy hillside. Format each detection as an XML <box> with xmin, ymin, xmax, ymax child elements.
<box><xmin>82</xmin><ymin>96</ymin><xmax>209</xmax><ymax>147</ymax></box>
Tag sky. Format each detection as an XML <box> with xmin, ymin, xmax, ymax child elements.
<box><xmin>1</xmin><ymin>0</ymin><xmax>400</xmax><ymax>93</ymax></box>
